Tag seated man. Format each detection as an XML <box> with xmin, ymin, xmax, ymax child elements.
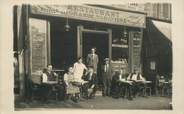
<box><xmin>41</xmin><ymin>67</ymin><xmax>55</xmax><ymax>101</ymax></box>
<box><xmin>41</xmin><ymin>65</ymin><xmax>58</xmax><ymax>102</ymax></box>
<box><xmin>127</xmin><ymin>69</ymin><xmax>146</xmax><ymax>97</ymax></box>
<box><xmin>118</xmin><ymin>70</ymin><xmax>133</xmax><ymax>100</ymax></box>
<box><xmin>82</xmin><ymin>66</ymin><xmax>97</xmax><ymax>99</ymax></box>
<box><xmin>45</xmin><ymin>64</ymin><xmax>58</xmax><ymax>81</ymax></box>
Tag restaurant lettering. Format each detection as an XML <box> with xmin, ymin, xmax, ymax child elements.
<box><xmin>30</xmin><ymin>5</ymin><xmax>146</xmax><ymax>28</ymax></box>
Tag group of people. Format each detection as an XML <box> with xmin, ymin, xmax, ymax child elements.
<box><xmin>102</xmin><ymin>58</ymin><xmax>148</xmax><ymax>100</ymax></box>
<box><xmin>41</xmin><ymin>48</ymin><xmax>99</xmax><ymax>102</ymax></box>
<box><xmin>40</xmin><ymin>47</ymin><xmax>149</xmax><ymax>102</ymax></box>
<box><xmin>63</xmin><ymin>58</ymin><xmax>98</xmax><ymax>100</ymax></box>
<box><xmin>110</xmin><ymin>69</ymin><xmax>147</xmax><ymax>100</ymax></box>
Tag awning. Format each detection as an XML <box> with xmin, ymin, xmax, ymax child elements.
<box><xmin>152</xmin><ymin>20</ymin><xmax>172</xmax><ymax>41</ymax></box>
<box><xmin>144</xmin><ymin>19</ymin><xmax>172</xmax><ymax>57</ymax></box>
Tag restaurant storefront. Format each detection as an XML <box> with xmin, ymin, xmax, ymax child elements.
<box><xmin>14</xmin><ymin>5</ymin><xmax>146</xmax><ymax>97</ymax></box>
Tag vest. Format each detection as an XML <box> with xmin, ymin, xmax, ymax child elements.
<box><xmin>46</xmin><ymin>71</ymin><xmax>56</xmax><ymax>81</ymax></box>
<box><xmin>130</xmin><ymin>73</ymin><xmax>141</xmax><ymax>80</ymax></box>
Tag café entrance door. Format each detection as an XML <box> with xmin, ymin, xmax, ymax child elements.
<box><xmin>77</xmin><ymin>26</ymin><xmax>112</xmax><ymax>86</ymax></box>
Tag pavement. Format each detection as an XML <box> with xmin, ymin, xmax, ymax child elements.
<box><xmin>15</xmin><ymin>95</ymin><xmax>172</xmax><ymax>110</ymax></box>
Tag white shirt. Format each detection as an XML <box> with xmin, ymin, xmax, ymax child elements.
<box><xmin>131</xmin><ymin>74</ymin><xmax>138</xmax><ymax>81</ymax></box>
<box><xmin>73</xmin><ymin>62</ymin><xmax>87</xmax><ymax>82</ymax></box>
<box><xmin>104</xmin><ymin>64</ymin><xmax>109</xmax><ymax>72</ymax></box>
<box><xmin>127</xmin><ymin>73</ymin><xmax>145</xmax><ymax>81</ymax></box>
<box><xmin>42</xmin><ymin>73</ymin><xmax>48</xmax><ymax>83</ymax></box>
<box><xmin>64</xmin><ymin>73</ymin><xmax>75</xmax><ymax>87</ymax></box>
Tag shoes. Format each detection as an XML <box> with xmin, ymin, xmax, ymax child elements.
<box><xmin>71</xmin><ymin>97</ymin><xmax>78</xmax><ymax>103</ymax></box>
<box><xmin>89</xmin><ymin>94</ymin><xmax>95</xmax><ymax>99</ymax></box>
<box><xmin>127</xmin><ymin>97</ymin><xmax>133</xmax><ymax>100</ymax></box>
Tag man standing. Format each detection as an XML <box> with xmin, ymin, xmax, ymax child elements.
<box><xmin>86</xmin><ymin>48</ymin><xmax>99</xmax><ymax>74</ymax></box>
<box><xmin>102</xmin><ymin>58</ymin><xmax>111</xmax><ymax>96</ymax></box>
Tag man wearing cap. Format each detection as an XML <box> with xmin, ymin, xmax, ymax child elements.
<box><xmin>102</xmin><ymin>58</ymin><xmax>111</xmax><ymax>96</ymax></box>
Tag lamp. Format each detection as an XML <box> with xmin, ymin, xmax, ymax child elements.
<box><xmin>123</xmin><ymin>26</ymin><xmax>127</xmax><ymax>38</ymax></box>
<box><xmin>120</xmin><ymin>26</ymin><xmax>128</xmax><ymax>43</ymax></box>
<box><xmin>65</xmin><ymin>17</ymin><xmax>70</xmax><ymax>32</ymax></box>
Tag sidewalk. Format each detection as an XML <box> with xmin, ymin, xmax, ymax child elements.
<box><xmin>15</xmin><ymin>95</ymin><xmax>172</xmax><ymax>110</ymax></box>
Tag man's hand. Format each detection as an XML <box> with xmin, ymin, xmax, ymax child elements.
<box><xmin>91</xmin><ymin>84</ymin><xmax>95</xmax><ymax>89</ymax></box>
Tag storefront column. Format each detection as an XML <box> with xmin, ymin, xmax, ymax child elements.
<box><xmin>47</xmin><ymin>21</ymin><xmax>51</xmax><ymax>64</ymax></box>
<box><xmin>77</xmin><ymin>25</ymin><xmax>83</xmax><ymax>58</ymax></box>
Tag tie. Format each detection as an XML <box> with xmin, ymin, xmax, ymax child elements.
<box><xmin>107</xmin><ymin>64</ymin><xmax>108</xmax><ymax>71</ymax></box>
<box><xmin>89</xmin><ymin>73</ymin><xmax>92</xmax><ymax>80</ymax></box>
<box><xmin>105</xmin><ymin>64</ymin><xmax>108</xmax><ymax>72</ymax></box>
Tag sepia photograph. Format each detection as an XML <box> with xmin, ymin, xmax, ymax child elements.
<box><xmin>12</xmin><ymin>3</ymin><xmax>173</xmax><ymax>110</ymax></box>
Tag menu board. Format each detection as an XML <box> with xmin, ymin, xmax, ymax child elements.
<box><xmin>29</xmin><ymin>18</ymin><xmax>47</xmax><ymax>77</ymax></box>
<box><xmin>111</xmin><ymin>59</ymin><xmax>128</xmax><ymax>74</ymax></box>
<box><xmin>129</xmin><ymin>31</ymin><xmax>142</xmax><ymax>72</ymax></box>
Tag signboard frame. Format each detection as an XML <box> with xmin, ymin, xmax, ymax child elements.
<box><xmin>29</xmin><ymin>18</ymin><xmax>50</xmax><ymax>84</ymax></box>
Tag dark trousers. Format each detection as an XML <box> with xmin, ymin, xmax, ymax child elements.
<box><xmin>120</xmin><ymin>83</ymin><xmax>133</xmax><ymax>98</ymax></box>
<box><xmin>40</xmin><ymin>84</ymin><xmax>52</xmax><ymax>101</ymax></box>
<box><xmin>132</xmin><ymin>82</ymin><xmax>146</xmax><ymax>97</ymax></box>
<box><xmin>103</xmin><ymin>78</ymin><xmax>111</xmax><ymax>96</ymax></box>
<box><xmin>82</xmin><ymin>82</ymin><xmax>97</xmax><ymax>98</ymax></box>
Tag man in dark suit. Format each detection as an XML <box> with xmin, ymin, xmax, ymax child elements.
<box><xmin>82</xmin><ymin>67</ymin><xmax>98</xmax><ymax>99</ymax></box>
<box><xmin>86</xmin><ymin>48</ymin><xmax>99</xmax><ymax>74</ymax></box>
<box><xmin>102</xmin><ymin>58</ymin><xmax>112</xmax><ymax>96</ymax></box>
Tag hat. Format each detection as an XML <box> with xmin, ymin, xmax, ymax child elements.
<box><xmin>161</xmin><ymin>76</ymin><xmax>164</xmax><ymax>79</ymax></box>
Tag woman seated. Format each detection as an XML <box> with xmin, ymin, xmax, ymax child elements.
<box><xmin>64</xmin><ymin>66</ymin><xmax>80</xmax><ymax>102</ymax></box>
<box><xmin>82</xmin><ymin>66</ymin><xmax>97</xmax><ymax>99</ymax></box>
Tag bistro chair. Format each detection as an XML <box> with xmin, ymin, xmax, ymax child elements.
<box><xmin>65</xmin><ymin>85</ymin><xmax>80</xmax><ymax>102</ymax></box>
<box><xmin>161</xmin><ymin>81</ymin><xmax>172</xmax><ymax>97</ymax></box>
<box><xmin>30</xmin><ymin>74</ymin><xmax>43</xmax><ymax>101</ymax></box>
<box><xmin>140</xmin><ymin>86</ymin><xmax>152</xmax><ymax>96</ymax></box>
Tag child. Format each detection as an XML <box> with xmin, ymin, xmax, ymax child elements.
<box><xmin>64</xmin><ymin>66</ymin><xmax>80</xmax><ymax>102</ymax></box>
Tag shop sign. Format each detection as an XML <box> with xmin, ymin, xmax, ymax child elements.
<box><xmin>150</xmin><ymin>61</ymin><xmax>156</xmax><ymax>70</ymax></box>
<box><xmin>29</xmin><ymin>18</ymin><xmax>48</xmax><ymax>83</ymax></box>
<box><xmin>30</xmin><ymin>5</ymin><xmax>146</xmax><ymax>28</ymax></box>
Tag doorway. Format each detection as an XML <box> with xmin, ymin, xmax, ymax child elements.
<box><xmin>82</xmin><ymin>33</ymin><xmax>109</xmax><ymax>85</ymax></box>
<box><xmin>77</xmin><ymin>26</ymin><xmax>112</xmax><ymax>86</ymax></box>
<box><xmin>50</xmin><ymin>20</ymin><xmax>77</xmax><ymax>70</ymax></box>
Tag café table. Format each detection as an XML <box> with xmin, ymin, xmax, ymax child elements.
<box><xmin>119</xmin><ymin>80</ymin><xmax>152</xmax><ymax>96</ymax></box>
<box><xmin>136</xmin><ymin>80</ymin><xmax>152</xmax><ymax>96</ymax></box>
<box><xmin>118</xmin><ymin>79</ymin><xmax>133</xmax><ymax>98</ymax></box>
<box><xmin>43</xmin><ymin>81</ymin><xmax>59</xmax><ymax>100</ymax></box>
<box><xmin>119</xmin><ymin>79</ymin><xmax>133</xmax><ymax>85</ymax></box>
<box><xmin>159</xmin><ymin>81</ymin><xmax>172</xmax><ymax>96</ymax></box>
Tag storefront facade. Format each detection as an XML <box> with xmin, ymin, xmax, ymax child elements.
<box><xmin>14</xmin><ymin>5</ymin><xmax>146</xmax><ymax>97</ymax></box>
